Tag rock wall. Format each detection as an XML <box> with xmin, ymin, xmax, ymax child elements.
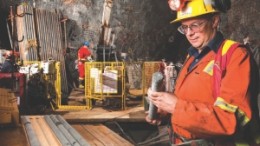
<box><xmin>221</xmin><ymin>0</ymin><xmax>260</xmax><ymax>44</ymax></box>
<box><xmin>0</xmin><ymin>0</ymin><xmax>259</xmax><ymax>63</ymax></box>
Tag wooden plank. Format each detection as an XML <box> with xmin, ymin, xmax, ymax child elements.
<box><xmin>0</xmin><ymin>111</ymin><xmax>11</xmax><ymax>124</ymax></box>
<box><xmin>98</xmin><ymin>124</ymin><xmax>133</xmax><ymax>146</ymax></box>
<box><xmin>16</xmin><ymin>5</ymin><xmax>27</xmax><ymax>61</ymax></box>
<box><xmin>61</xmin><ymin>106</ymin><xmax>146</xmax><ymax>123</ymax></box>
<box><xmin>97</xmin><ymin>125</ymin><xmax>127</xmax><ymax>145</ymax></box>
<box><xmin>0</xmin><ymin>89</ymin><xmax>14</xmax><ymax>109</ymax></box>
<box><xmin>101</xmin><ymin>0</ymin><xmax>113</xmax><ymax>26</ymax></box>
<box><xmin>73</xmin><ymin>125</ymin><xmax>103</xmax><ymax>146</ymax></box>
<box><xmin>73</xmin><ymin>124</ymin><xmax>133</xmax><ymax>146</ymax></box>
<box><xmin>0</xmin><ymin>88</ymin><xmax>19</xmax><ymax>125</ymax></box>
<box><xmin>84</xmin><ymin>124</ymin><xmax>113</xmax><ymax>145</ymax></box>
<box><xmin>129</xmin><ymin>89</ymin><xmax>143</xmax><ymax>96</ymax></box>
<box><xmin>11</xmin><ymin>102</ymin><xmax>19</xmax><ymax>126</ymax></box>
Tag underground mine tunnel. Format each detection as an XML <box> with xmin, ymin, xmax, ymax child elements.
<box><xmin>0</xmin><ymin>0</ymin><xmax>259</xmax><ymax>145</ymax></box>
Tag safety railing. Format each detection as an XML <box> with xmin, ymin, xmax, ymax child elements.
<box><xmin>85</xmin><ymin>62</ymin><xmax>125</xmax><ymax>109</ymax></box>
<box><xmin>20</xmin><ymin>61</ymin><xmax>162</xmax><ymax>111</ymax></box>
<box><xmin>51</xmin><ymin>62</ymin><xmax>87</xmax><ymax>110</ymax></box>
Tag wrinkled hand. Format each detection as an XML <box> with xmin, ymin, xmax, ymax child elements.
<box><xmin>147</xmin><ymin>88</ymin><xmax>178</xmax><ymax>114</ymax></box>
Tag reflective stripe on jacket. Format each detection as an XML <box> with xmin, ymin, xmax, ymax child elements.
<box><xmin>172</xmin><ymin>39</ymin><xmax>260</xmax><ymax>145</ymax></box>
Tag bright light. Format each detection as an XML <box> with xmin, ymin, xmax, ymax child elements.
<box><xmin>168</xmin><ymin>0</ymin><xmax>181</xmax><ymax>11</ymax></box>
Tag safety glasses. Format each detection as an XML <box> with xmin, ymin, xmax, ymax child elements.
<box><xmin>177</xmin><ymin>21</ymin><xmax>207</xmax><ymax>35</ymax></box>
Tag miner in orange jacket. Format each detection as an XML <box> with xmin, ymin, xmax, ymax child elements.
<box><xmin>78</xmin><ymin>41</ymin><xmax>92</xmax><ymax>88</ymax></box>
<box><xmin>146</xmin><ymin>0</ymin><xmax>260</xmax><ymax>145</ymax></box>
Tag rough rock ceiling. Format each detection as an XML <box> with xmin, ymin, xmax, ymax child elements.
<box><xmin>0</xmin><ymin>0</ymin><xmax>259</xmax><ymax>63</ymax></box>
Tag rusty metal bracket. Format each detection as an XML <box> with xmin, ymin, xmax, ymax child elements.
<box><xmin>16</xmin><ymin>12</ymin><xmax>32</xmax><ymax>17</ymax></box>
<box><xmin>16</xmin><ymin>35</ymin><xmax>24</xmax><ymax>42</ymax></box>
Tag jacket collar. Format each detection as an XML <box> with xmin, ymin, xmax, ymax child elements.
<box><xmin>188</xmin><ymin>31</ymin><xmax>225</xmax><ymax>57</ymax></box>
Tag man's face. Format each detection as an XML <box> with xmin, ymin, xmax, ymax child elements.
<box><xmin>180</xmin><ymin>17</ymin><xmax>215</xmax><ymax>51</ymax></box>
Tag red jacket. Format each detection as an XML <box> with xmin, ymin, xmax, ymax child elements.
<box><xmin>78</xmin><ymin>46</ymin><xmax>91</xmax><ymax>61</ymax></box>
<box><xmin>172</xmin><ymin>40</ymin><xmax>260</xmax><ymax>144</ymax></box>
<box><xmin>78</xmin><ymin>46</ymin><xmax>91</xmax><ymax>79</ymax></box>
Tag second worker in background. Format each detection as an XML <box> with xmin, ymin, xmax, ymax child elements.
<box><xmin>78</xmin><ymin>41</ymin><xmax>92</xmax><ymax>89</ymax></box>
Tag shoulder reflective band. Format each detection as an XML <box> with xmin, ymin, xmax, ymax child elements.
<box><xmin>213</xmin><ymin>39</ymin><xmax>240</xmax><ymax>99</ymax></box>
<box><xmin>221</xmin><ymin>40</ymin><xmax>237</xmax><ymax>55</ymax></box>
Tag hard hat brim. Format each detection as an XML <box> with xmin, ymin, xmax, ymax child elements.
<box><xmin>170</xmin><ymin>11</ymin><xmax>218</xmax><ymax>23</ymax></box>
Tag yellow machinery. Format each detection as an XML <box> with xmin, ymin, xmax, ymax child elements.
<box><xmin>20</xmin><ymin>61</ymin><xmax>163</xmax><ymax>111</ymax></box>
<box><xmin>85</xmin><ymin>62</ymin><xmax>125</xmax><ymax>109</ymax></box>
<box><xmin>22</xmin><ymin>61</ymin><xmax>62</xmax><ymax>110</ymax></box>
<box><xmin>22</xmin><ymin>61</ymin><xmax>93</xmax><ymax>110</ymax></box>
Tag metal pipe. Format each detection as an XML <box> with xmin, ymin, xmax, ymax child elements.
<box><xmin>29</xmin><ymin>6</ymin><xmax>35</xmax><ymax>61</ymax></box>
<box><xmin>62</xmin><ymin>18</ymin><xmax>68</xmax><ymax>50</ymax></box>
<box><xmin>56</xmin><ymin>11</ymin><xmax>68</xmax><ymax>93</ymax></box>
<box><xmin>54</xmin><ymin>12</ymin><xmax>59</xmax><ymax>60</ymax></box>
<box><xmin>21</xmin><ymin>116</ymin><xmax>41</xmax><ymax>146</ymax></box>
<box><xmin>23</xmin><ymin>5</ymin><xmax>29</xmax><ymax>61</ymax></box>
<box><xmin>44</xmin><ymin>115</ymin><xmax>71</xmax><ymax>146</ymax></box>
<box><xmin>30</xmin><ymin>5</ymin><xmax>37</xmax><ymax>61</ymax></box>
<box><xmin>56</xmin><ymin>115</ymin><xmax>90</xmax><ymax>146</ymax></box>
<box><xmin>49</xmin><ymin>11</ymin><xmax>55</xmax><ymax>60</ymax></box>
<box><xmin>42</xmin><ymin>10</ymin><xmax>47</xmax><ymax>60</ymax></box>
<box><xmin>41</xmin><ymin>9</ymin><xmax>48</xmax><ymax>60</ymax></box>
<box><xmin>49</xmin><ymin>115</ymin><xmax>80</xmax><ymax>146</ymax></box>
<box><xmin>6</xmin><ymin>20</ymin><xmax>13</xmax><ymax>49</ymax></box>
<box><xmin>46</xmin><ymin>11</ymin><xmax>52</xmax><ymax>60</ymax></box>
<box><xmin>25</xmin><ymin>5</ymin><xmax>32</xmax><ymax>61</ymax></box>
<box><xmin>35</xmin><ymin>9</ymin><xmax>41</xmax><ymax>61</ymax></box>
<box><xmin>39</xmin><ymin>9</ymin><xmax>47</xmax><ymax>60</ymax></box>
<box><xmin>29</xmin><ymin>5</ymin><xmax>36</xmax><ymax>61</ymax></box>
<box><xmin>49</xmin><ymin>12</ymin><xmax>57</xmax><ymax>62</ymax></box>
<box><xmin>9</xmin><ymin>6</ymin><xmax>14</xmax><ymax>50</ymax></box>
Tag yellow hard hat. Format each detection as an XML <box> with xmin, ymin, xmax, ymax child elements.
<box><xmin>171</xmin><ymin>0</ymin><xmax>218</xmax><ymax>23</ymax></box>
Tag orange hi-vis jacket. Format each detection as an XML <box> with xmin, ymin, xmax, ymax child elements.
<box><xmin>172</xmin><ymin>39</ymin><xmax>260</xmax><ymax>145</ymax></box>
